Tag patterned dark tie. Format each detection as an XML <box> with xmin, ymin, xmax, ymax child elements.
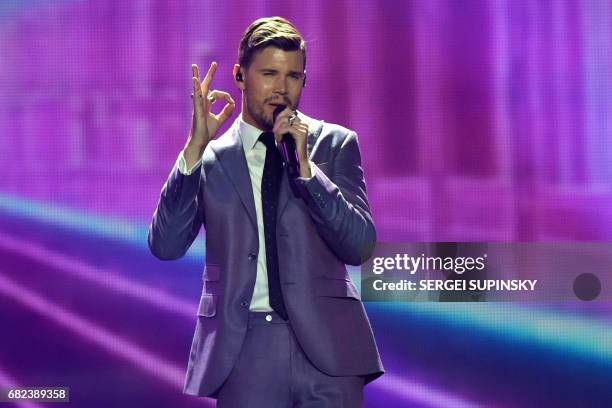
<box><xmin>259</xmin><ymin>131</ymin><xmax>288</xmax><ymax>320</ymax></box>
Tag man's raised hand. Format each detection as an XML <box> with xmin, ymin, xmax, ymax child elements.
<box><xmin>185</xmin><ymin>62</ymin><xmax>235</xmax><ymax>168</ymax></box>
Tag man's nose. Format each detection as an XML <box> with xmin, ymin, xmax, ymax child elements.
<box><xmin>273</xmin><ymin>76</ymin><xmax>288</xmax><ymax>94</ymax></box>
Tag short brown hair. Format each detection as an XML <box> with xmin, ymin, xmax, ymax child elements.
<box><xmin>238</xmin><ymin>17</ymin><xmax>306</xmax><ymax>70</ymax></box>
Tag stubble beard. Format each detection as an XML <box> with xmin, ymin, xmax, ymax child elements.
<box><xmin>245</xmin><ymin>92</ymin><xmax>297</xmax><ymax>131</ymax></box>
<box><xmin>250</xmin><ymin>103</ymin><xmax>274</xmax><ymax>131</ymax></box>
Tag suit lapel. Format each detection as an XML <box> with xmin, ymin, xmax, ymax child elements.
<box><xmin>210</xmin><ymin>121</ymin><xmax>258</xmax><ymax>231</ymax></box>
<box><xmin>212</xmin><ymin>114</ymin><xmax>323</xmax><ymax>228</ymax></box>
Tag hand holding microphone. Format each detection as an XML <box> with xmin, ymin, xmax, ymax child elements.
<box><xmin>272</xmin><ymin>105</ymin><xmax>311</xmax><ymax>179</ymax></box>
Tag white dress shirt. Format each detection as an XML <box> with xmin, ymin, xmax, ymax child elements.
<box><xmin>176</xmin><ymin>115</ymin><xmax>314</xmax><ymax>311</ymax></box>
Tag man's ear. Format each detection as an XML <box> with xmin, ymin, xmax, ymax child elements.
<box><xmin>233</xmin><ymin>64</ymin><xmax>244</xmax><ymax>89</ymax></box>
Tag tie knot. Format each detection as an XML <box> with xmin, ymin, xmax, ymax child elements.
<box><xmin>259</xmin><ymin>132</ymin><xmax>276</xmax><ymax>150</ymax></box>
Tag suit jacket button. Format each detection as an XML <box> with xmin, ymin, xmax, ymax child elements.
<box><xmin>248</xmin><ymin>253</ymin><xmax>257</xmax><ymax>261</ymax></box>
<box><xmin>240</xmin><ymin>301</ymin><xmax>249</xmax><ymax>307</ymax></box>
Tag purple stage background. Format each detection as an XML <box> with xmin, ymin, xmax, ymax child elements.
<box><xmin>1</xmin><ymin>1</ymin><xmax>612</xmax><ymax>407</ymax></box>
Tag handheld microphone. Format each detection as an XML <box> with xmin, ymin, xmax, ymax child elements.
<box><xmin>272</xmin><ymin>105</ymin><xmax>300</xmax><ymax>180</ymax></box>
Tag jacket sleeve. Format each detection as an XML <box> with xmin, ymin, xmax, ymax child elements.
<box><xmin>296</xmin><ymin>131</ymin><xmax>376</xmax><ymax>266</ymax></box>
<box><xmin>147</xmin><ymin>157</ymin><xmax>204</xmax><ymax>260</ymax></box>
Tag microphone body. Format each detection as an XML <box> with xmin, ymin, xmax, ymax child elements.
<box><xmin>272</xmin><ymin>105</ymin><xmax>301</xmax><ymax>180</ymax></box>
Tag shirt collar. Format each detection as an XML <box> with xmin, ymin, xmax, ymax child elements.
<box><xmin>238</xmin><ymin>114</ymin><xmax>266</xmax><ymax>152</ymax></box>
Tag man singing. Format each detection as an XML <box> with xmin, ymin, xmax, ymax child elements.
<box><xmin>148</xmin><ymin>16</ymin><xmax>383</xmax><ymax>406</ymax></box>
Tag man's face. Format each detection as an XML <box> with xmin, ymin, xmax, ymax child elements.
<box><xmin>241</xmin><ymin>47</ymin><xmax>305</xmax><ymax>130</ymax></box>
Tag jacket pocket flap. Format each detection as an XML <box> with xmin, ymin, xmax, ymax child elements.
<box><xmin>314</xmin><ymin>278</ymin><xmax>361</xmax><ymax>300</ymax></box>
<box><xmin>197</xmin><ymin>294</ymin><xmax>217</xmax><ymax>317</ymax></box>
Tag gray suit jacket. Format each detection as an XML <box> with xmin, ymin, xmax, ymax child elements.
<box><xmin>148</xmin><ymin>113</ymin><xmax>384</xmax><ymax>397</ymax></box>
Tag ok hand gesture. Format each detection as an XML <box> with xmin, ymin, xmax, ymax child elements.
<box><xmin>188</xmin><ymin>62</ymin><xmax>236</xmax><ymax>149</ymax></box>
